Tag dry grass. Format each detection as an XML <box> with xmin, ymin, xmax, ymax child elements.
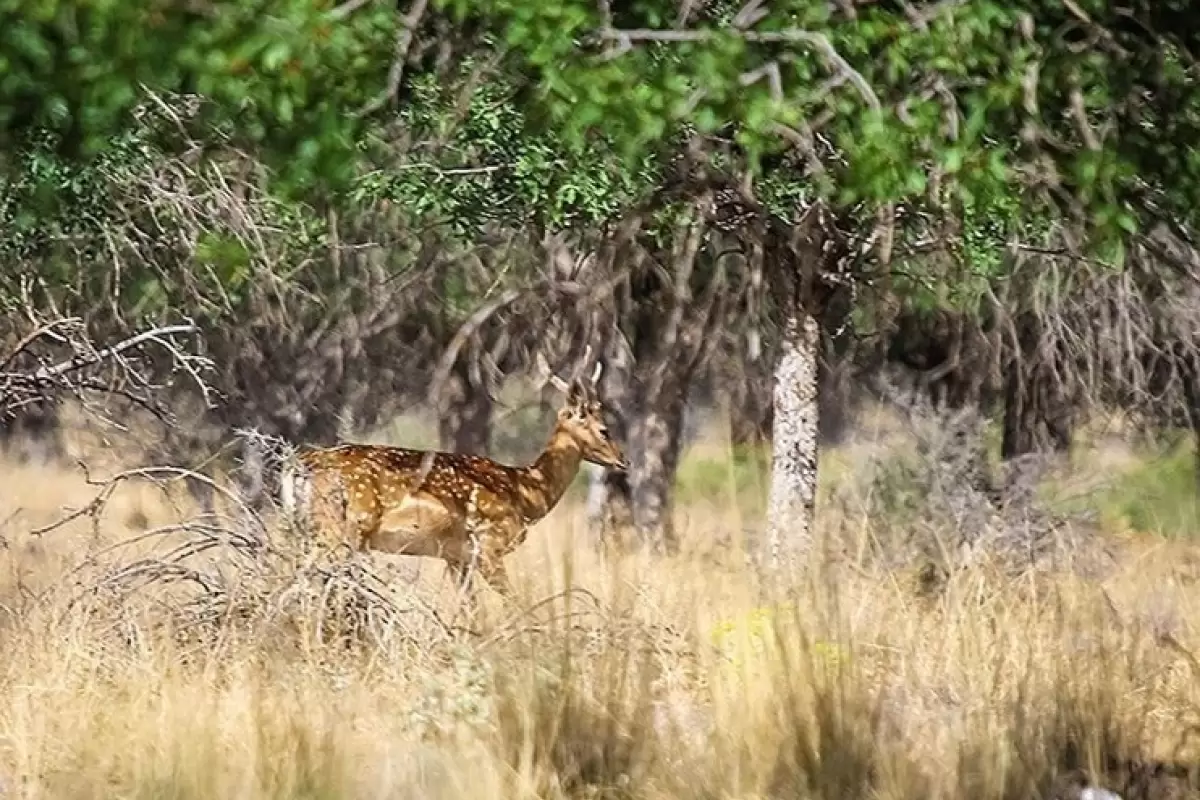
<box><xmin>2</xmin><ymin>407</ymin><xmax>1200</xmax><ymax>799</ymax></box>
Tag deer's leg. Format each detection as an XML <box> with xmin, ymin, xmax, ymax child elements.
<box><xmin>477</xmin><ymin>555</ymin><xmax>512</xmax><ymax>598</ymax></box>
<box><xmin>446</xmin><ymin>558</ymin><xmax>483</xmax><ymax>621</ymax></box>
<box><xmin>447</xmin><ymin>558</ymin><xmax>474</xmax><ymax>594</ymax></box>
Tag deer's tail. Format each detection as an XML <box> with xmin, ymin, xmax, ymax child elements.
<box><xmin>277</xmin><ymin>456</ymin><xmax>312</xmax><ymax>530</ymax></box>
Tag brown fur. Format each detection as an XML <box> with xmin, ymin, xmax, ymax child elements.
<box><xmin>281</xmin><ymin>373</ymin><xmax>625</xmax><ymax>609</ymax></box>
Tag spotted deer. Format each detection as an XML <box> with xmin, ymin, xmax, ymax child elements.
<box><xmin>278</xmin><ymin>355</ymin><xmax>626</xmax><ymax>609</ymax></box>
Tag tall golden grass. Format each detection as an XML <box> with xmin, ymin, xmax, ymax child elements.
<box><xmin>1</xmin><ymin>407</ymin><xmax>1199</xmax><ymax>799</ymax></box>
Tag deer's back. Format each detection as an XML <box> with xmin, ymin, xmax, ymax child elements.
<box><xmin>298</xmin><ymin>443</ymin><xmax>524</xmax><ymax>513</ymax></box>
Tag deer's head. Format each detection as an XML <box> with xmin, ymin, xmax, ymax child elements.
<box><xmin>537</xmin><ymin>352</ymin><xmax>628</xmax><ymax>472</ymax></box>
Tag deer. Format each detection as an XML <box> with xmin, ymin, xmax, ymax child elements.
<box><xmin>277</xmin><ymin>352</ymin><xmax>627</xmax><ymax>613</ymax></box>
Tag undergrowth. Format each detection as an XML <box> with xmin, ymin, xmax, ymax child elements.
<box><xmin>2</xmin><ymin>403</ymin><xmax>1200</xmax><ymax>799</ymax></box>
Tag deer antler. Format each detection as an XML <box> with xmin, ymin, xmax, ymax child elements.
<box><xmin>536</xmin><ymin>344</ymin><xmax>603</xmax><ymax>394</ymax></box>
<box><xmin>578</xmin><ymin>344</ymin><xmax>595</xmax><ymax>382</ymax></box>
<box><xmin>534</xmin><ymin>352</ymin><xmax>570</xmax><ymax>394</ymax></box>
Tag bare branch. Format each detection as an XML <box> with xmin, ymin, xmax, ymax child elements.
<box><xmin>0</xmin><ymin>316</ymin><xmax>214</xmax><ymax>427</ymax></box>
<box><xmin>329</xmin><ymin>0</ymin><xmax>376</xmax><ymax>20</ymax></box>
<box><xmin>732</xmin><ymin>0</ymin><xmax>768</xmax><ymax>29</ymax></box>
<box><xmin>356</xmin><ymin>0</ymin><xmax>430</xmax><ymax>118</ymax></box>
<box><xmin>34</xmin><ymin>322</ymin><xmax>201</xmax><ymax>382</ymax></box>
<box><xmin>0</xmin><ymin>317</ymin><xmax>81</xmax><ymax>373</ymax></box>
<box><xmin>598</xmin><ymin>26</ymin><xmax>881</xmax><ymax>111</ymax></box>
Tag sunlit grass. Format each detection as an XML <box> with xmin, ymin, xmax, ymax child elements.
<box><xmin>1</xmin><ymin>406</ymin><xmax>1199</xmax><ymax>798</ymax></box>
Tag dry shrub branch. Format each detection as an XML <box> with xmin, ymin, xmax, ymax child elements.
<box><xmin>0</xmin><ymin>310</ymin><xmax>212</xmax><ymax>429</ymax></box>
<box><xmin>27</xmin><ymin>460</ymin><xmax>463</xmax><ymax>655</ymax></box>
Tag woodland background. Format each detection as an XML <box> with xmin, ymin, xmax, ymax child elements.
<box><xmin>4</xmin><ymin>1</ymin><xmax>1200</xmax><ymax>798</ymax></box>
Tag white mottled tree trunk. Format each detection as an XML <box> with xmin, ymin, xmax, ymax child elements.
<box><xmin>765</xmin><ymin>307</ymin><xmax>821</xmax><ymax>571</ymax></box>
<box><xmin>629</xmin><ymin>399</ymin><xmax>686</xmax><ymax>552</ymax></box>
<box><xmin>585</xmin><ymin>333</ymin><xmax>636</xmax><ymax>548</ymax></box>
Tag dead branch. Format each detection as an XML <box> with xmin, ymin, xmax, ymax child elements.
<box><xmin>22</xmin><ymin>452</ymin><xmax>621</xmax><ymax>653</ymax></box>
<box><xmin>21</xmin><ymin>457</ymin><xmax>457</xmax><ymax>649</ymax></box>
<box><xmin>0</xmin><ymin>315</ymin><xmax>213</xmax><ymax>428</ymax></box>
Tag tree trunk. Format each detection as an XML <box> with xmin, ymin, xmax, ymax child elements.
<box><xmin>619</xmin><ymin>278</ymin><xmax>700</xmax><ymax>556</ymax></box>
<box><xmin>589</xmin><ymin>337</ymin><xmax>692</xmax><ymax>555</ymax></box>
<box><xmin>588</xmin><ymin>198</ymin><xmax>715</xmax><ymax>553</ymax></box>
<box><xmin>729</xmin><ymin>361</ymin><xmax>773</xmax><ymax>449</ymax></box>
<box><xmin>586</xmin><ymin>465</ymin><xmax>634</xmax><ymax>548</ymax></box>
<box><xmin>591</xmin><ymin>332</ymin><xmax>690</xmax><ymax>554</ymax></box>
<box><xmin>1001</xmin><ymin>314</ymin><xmax>1074</xmax><ymax>460</ymax></box>
<box><xmin>597</xmin><ymin>268</ymin><xmax>696</xmax><ymax>554</ymax></box>
<box><xmin>585</xmin><ymin>334</ymin><xmax>636</xmax><ymax>550</ymax></box>
<box><xmin>629</xmin><ymin>385</ymin><xmax>687</xmax><ymax>553</ymax></box>
<box><xmin>438</xmin><ymin>359</ymin><xmax>492</xmax><ymax>454</ymax></box>
<box><xmin>817</xmin><ymin>341</ymin><xmax>854</xmax><ymax>446</ymax></box>
<box><xmin>765</xmin><ymin>307</ymin><xmax>821</xmax><ymax>570</ymax></box>
<box><xmin>1001</xmin><ymin>358</ymin><xmax>1036</xmax><ymax>460</ymax></box>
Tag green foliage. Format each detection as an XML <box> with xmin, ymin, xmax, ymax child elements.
<box><xmin>12</xmin><ymin>0</ymin><xmax>1196</xmax><ymax>247</ymax></box>
<box><xmin>0</xmin><ymin>108</ymin><xmax>334</xmax><ymax>324</ymax></box>
<box><xmin>0</xmin><ymin>0</ymin><xmax>396</xmax><ymax>189</ymax></box>
<box><xmin>353</xmin><ymin>61</ymin><xmax>662</xmax><ymax>234</ymax></box>
<box><xmin>437</xmin><ymin>0</ymin><xmax>1200</xmax><ymax>255</ymax></box>
<box><xmin>1051</xmin><ymin>434</ymin><xmax>1200</xmax><ymax>539</ymax></box>
<box><xmin>7</xmin><ymin>0</ymin><xmax>1200</xmax><ymax>354</ymax></box>
<box><xmin>0</xmin><ymin>127</ymin><xmax>150</xmax><ymax>261</ymax></box>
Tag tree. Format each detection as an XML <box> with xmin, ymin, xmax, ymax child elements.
<box><xmin>426</xmin><ymin>0</ymin><xmax>1200</xmax><ymax>565</ymax></box>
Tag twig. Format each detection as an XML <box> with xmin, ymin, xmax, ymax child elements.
<box><xmin>1</xmin><ymin>319</ymin><xmax>213</xmax><ymax>424</ymax></box>
<box><xmin>599</xmin><ymin>27</ymin><xmax>881</xmax><ymax>111</ymax></box>
<box><xmin>357</xmin><ymin>0</ymin><xmax>430</xmax><ymax>117</ymax></box>
<box><xmin>28</xmin><ymin>464</ymin><xmax>266</xmax><ymax>539</ymax></box>
<box><xmin>329</xmin><ymin>0</ymin><xmax>376</xmax><ymax>20</ymax></box>
<box><xmin>0</xmin><ymin>318</ymin><xmax>82</xmax><ymax>373</ymax></box>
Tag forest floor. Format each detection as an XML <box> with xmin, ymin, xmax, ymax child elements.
<box><xmin>1</xmin><ymin>401</ymin><xmax>1200</xmax><ymax>799</ymax></box>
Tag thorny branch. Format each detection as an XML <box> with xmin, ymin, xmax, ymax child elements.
<box><xmin>15</xmin><ymin>453</ymin><xmax>623</xmax><ymax>652</ymax></box>
<box><xmin>26</xmin><ymin>458</ymin><xmax>461</xmax><ymax>646</ymax></box>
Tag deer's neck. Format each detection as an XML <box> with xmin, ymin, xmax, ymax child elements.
<box><xmin>516</xmin><ymin>428</ymin><xmax>583</xmax><ymax>523</ymax></box>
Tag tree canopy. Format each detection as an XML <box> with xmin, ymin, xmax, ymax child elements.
<box><xmin>458</xmin><ymin>0</ymin><xmax>1200</xmax><ymax>240</ymax></box>
<box><xmin>0</xmin><ymin>0</ymin><xmax>397</xmax><ymax>187</ymax></box>
<box><xmin>6</xmin><ymin>0</ymin><xmax>1200</xmax><ymax>550</ymax></box>
<box><xmin>7</xmin><ymin>0</ymin><xmax>1199</xmax><ymax>245</ymax></box>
